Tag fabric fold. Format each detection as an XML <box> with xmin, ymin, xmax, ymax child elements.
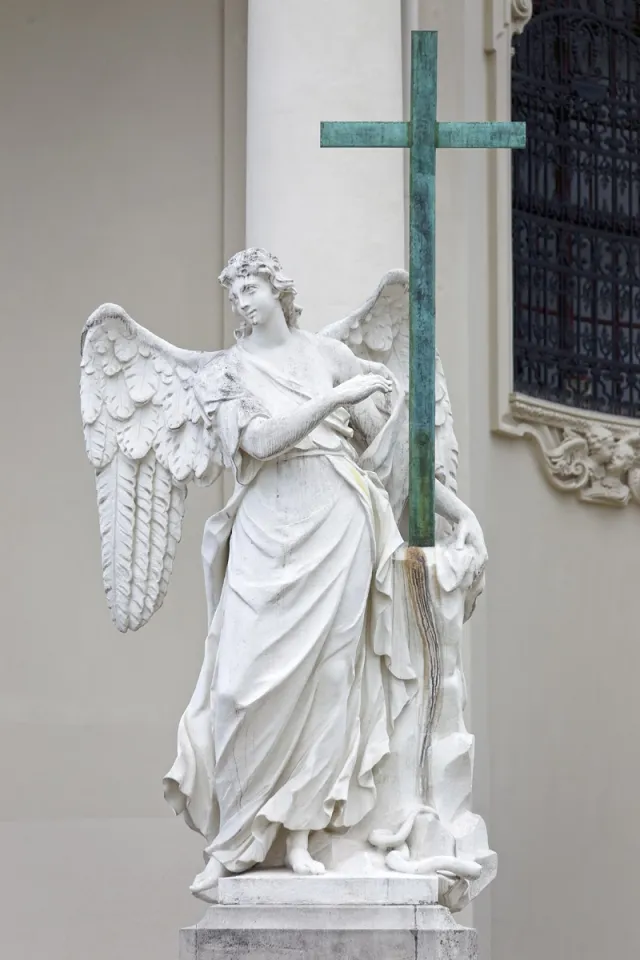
<box><xmin>164</xmin><ymin>340</ymin><xmax>414</xmax><ymax>871</ymax></box>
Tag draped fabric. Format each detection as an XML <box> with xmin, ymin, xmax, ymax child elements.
<box><xmin>163</xmin><ymin>340</ymin><xmax>415</xmax><ymax>872</ymax></box>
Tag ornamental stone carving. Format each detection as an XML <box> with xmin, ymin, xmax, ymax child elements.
<box><xmin>506</xmin><ymin>395</ymin><xmax>640</xmax><ymax>508</ymax></box>
<box><xmin>511</xmin><ymin>0</ymin><xmax>533</xmax><ymax>36</ymax></box>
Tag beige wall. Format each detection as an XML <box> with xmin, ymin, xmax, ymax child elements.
<box><xmin>486</xmin><ymin>449</ymin><xmax>640</xmax><ymax>960</ymax></box>
<box><xmin>0</xmin><ymin>2</ymin><xmax>239</xmax><ymax>957</ymax></box>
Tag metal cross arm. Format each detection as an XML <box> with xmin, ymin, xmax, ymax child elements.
<box><xmin>320</xmin><ymin>120</ymin><xmax>524</xmax><ymax>150</ymax></box>
<box><xmin>320</xmin><ymin>31</ymin><xmax>525</xmax><ymax>547</ymax></box>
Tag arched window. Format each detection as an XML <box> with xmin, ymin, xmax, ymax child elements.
<box><xmin>512</xmin><ymin>0</ymin><xmax>640</xmax><ymax>418</ymax></box>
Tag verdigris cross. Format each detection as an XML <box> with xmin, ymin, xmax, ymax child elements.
<box><xmin>321</xmin><ymin>31</ymin><xmax>525</xmax><ymax>546</ymax></box>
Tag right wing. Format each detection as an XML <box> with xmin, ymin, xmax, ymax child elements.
<box><xmin>320</xmin><ymin>270</ymin><xmax>460</xmax><ymax>516</ymax></box>
<box><xmin>80</xmin><ymin>304</ymin><xmax>224</xmax><ymax>632</ymax></box>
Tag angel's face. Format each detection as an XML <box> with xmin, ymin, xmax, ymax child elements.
<box><xmin>231</xmin><ymin>274</ymin><xmax>279</xmax><ymax>329</ymax></box>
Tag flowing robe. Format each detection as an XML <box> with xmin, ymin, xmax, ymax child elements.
<box><xmin>163</xmin><ymin>340</ymin><xmax>417</xmax><ymax>872</ymax></box>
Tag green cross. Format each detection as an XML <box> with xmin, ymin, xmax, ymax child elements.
<box><xmin>321</xmin><ymin>31</ymin><xmax>525</xmax><ymax>546</ymax></box>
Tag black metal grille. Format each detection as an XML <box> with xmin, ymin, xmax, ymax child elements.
<box><xmin>512</xmin><ymin>0</ymin><xmax>640</xmax><ymax>416</ymax></box>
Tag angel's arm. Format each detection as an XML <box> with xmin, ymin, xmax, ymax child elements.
<box><xmin>350</xmin><ymin>388</ymin><xmax>390</xmax><ymax>446</ymax></box>
<box><xmin>241</xmin><ymin>370</ymin><xmax>392</xmax><ymax>460</ymax></box>
<box><xmin>241</xmin><ymin>394</ymin><xmax>344</xmax><ymax>460</ymax></box>
<box><xmin>435</xmin><ymin>478</ymin><xmax>487</xmax><ymax>562</ymax></box>
<box><xmin>316</xmin><ymin>336</ymin><xmax>392</xmax><ymax>444</ymax></box>
<box><xmin>435</xmin><ymin>479</ymin><xmax>469</xmax><ymax>526</ymax></box>
<box><xmin>321</xmin><ymin>335</ymin><xmax>475</xmax><ymax>528</ymax></box>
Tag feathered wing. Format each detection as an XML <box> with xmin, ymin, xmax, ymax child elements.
<box><xmin>434</xmin><ymin>350</ymin><xmax>459</xmax><ymax>494</ymax></box>
<box><xmin>320</xmin><ymin>270</ymin><xmax>459</xmax><ymax>513</ymax></box>
<box><xmin>80</xmin><ymin>304</ymin><xmax>224</xmax><ymax>632</ymax></box>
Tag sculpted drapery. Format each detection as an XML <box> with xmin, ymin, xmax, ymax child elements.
<box><xmin>164</xmin><ymin>338</ymin><xmax>412</xmax><ymax>873</ymax></box>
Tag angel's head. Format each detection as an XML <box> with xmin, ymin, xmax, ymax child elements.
<box><xmin>219</xmin><ymin>247</ymin><xmax>302</xmax><ymax>339</ymax></box>
<box><xmin>586</xmin><ymin>424</ymin><xmax>616</xmax><ymax>465</ymax></box>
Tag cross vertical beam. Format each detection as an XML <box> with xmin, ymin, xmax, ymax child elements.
<box><xmin>409</xmin><ymin>30</ymin><xmax>437</xmax><ymax>547</ymax></box>
<box><xmin>321</xmin><ymin>31</ymin><xmax>525</xmax><ymax>547</ymax></box>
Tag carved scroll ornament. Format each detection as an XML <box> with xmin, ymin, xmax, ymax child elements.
<box><xmin>507</xmin><ymin>395</ymin><xmax>640</xmax><ymax>507</ymax></box>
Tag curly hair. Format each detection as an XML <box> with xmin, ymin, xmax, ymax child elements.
<box><xmin>218</xmin><ymin>247</ymin><xmax>302</xmax><ymax>339</ymax></box>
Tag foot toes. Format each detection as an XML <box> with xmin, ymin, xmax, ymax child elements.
<box><xmin>190</xmin><ymin>884</ymin><xmax>220</xmax><ymax>904</ymax></box>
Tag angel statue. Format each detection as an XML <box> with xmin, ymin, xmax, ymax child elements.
<box><xmin>80</xmin><ymin>248</ymin><xmax>493</xmax><ymax>911</ymax></box>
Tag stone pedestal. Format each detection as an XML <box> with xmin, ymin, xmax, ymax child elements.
<box><xmin>179</xmin><ymin>875</ymin><xmax>477</xmax><ymax>959</ymax></box>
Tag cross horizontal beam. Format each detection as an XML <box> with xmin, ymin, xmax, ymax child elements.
<box><xmin>436</xmin><ymin>121</ymin><xmax>525</xmax><ymax>149</ymax></box>
<box><xmin>320</xmin><ymin>121</ymin><xmax>525</xmax><ymax>151</ymax></box>
<box><xmin>320</xmin><ymin>121</ymin><xmax>410</xmax><ymax>149</ymax></box>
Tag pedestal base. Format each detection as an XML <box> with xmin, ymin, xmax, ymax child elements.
<box><xmin>179</xmin><ymin>903</ymin><xmax>477</xmax><ymax>959</ymax></box>
<box><xmin>219</xmin><ymin>870</ymin><xmax>439</xmax><ymax>906</ymax></box>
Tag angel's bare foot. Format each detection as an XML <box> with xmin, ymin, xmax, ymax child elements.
<box><xmin>189</xmin><ymin>855</ymin><xmax>228</xmax><ymax>903</ymax></box>
<box><xmin>285</xmin><ymin>831</ymin><xmax>326</xmax><ymax>875</ymax></box>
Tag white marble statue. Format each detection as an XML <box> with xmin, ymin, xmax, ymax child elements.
<box><xmin>80</xmin><ymin>248</ymin><xmax>492</xmax><ymax>910</ymax></box>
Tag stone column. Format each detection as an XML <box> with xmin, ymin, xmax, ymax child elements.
<box><xmin>245</xmin><ymin>0</ymin><xmax>405</xmax><ymax>328</ymax></box>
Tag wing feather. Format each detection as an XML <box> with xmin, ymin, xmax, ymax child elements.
<box><xmin>116</xmin><ymin>404</ymin><xmax>160</xmax><ymax>461</ymax></box>
<box><xmin>144</xmin><ymin>462</ymin><xmax>175</xmax><ymax>619</ymax></box>
<box><xmin>84</xmin><ymin>406</ymin><xmax>118</xmax><ymax>468</ymax></box>
<box><xmin>96</xmin><ymin>456</ymin><xmax>137</xmax><ymax>632</ymax></box>
<box><xmin>129</xmin><ymin>455</ymin><xmax>155</xmax><ymax>631</ymax></box>
<box><xmin>435</xmin><ymin>352</ymin><xmax>459</xmax><ymax>493</ymax></box>
<box><xmin>103</xmin><ymin>373</ymin><xmax>136</xmax><ymax>421</ymax></box>
<box><xmin>124</xmin><ymin>352</ymin><xmax>158</xmax><ymax>404</ymax></box>
<box><xmin>158</xmin><ymin>484</ymin><xmax>187</xmax><ymax>614</ymax></box>
<box><xmin>80</xmin><ymin>367</ymin><xmax>103</xmax><ymax>424</ymax></box>
<box><xmin>81</xmin><ymin>303</ymin><xmax>223</xmax><ymax>632</ymax></box>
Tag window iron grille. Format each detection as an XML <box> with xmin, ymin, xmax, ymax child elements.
<box><xmin>512</xmin><ymin>0</ymin><xmax>640</xmax><ymax>417</ymax></box>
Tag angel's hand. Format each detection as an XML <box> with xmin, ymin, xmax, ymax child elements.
<box><xmin>454</xmin><ymin>508</ymin><xmax>488</xmax><ymax>566</ymax></box>
<box><xmin>332</xmin><ymin>373</ymin><xmax>393</xmax><ymax>407</ymax></box>
<box><xmin>358</xmin><ymin>359</ymin><xmax>405</xmax><ymax>400</ymax></box>
<box><xmin>358</xmin><ymin>359</ymin><xmax>390</xmax><ymax>377</ymax></box>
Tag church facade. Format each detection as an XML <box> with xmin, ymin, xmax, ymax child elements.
<box><xmin>1</xmin><ymin>2</ymin><xmax>637</xmax><ymax>959</ymax></box>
